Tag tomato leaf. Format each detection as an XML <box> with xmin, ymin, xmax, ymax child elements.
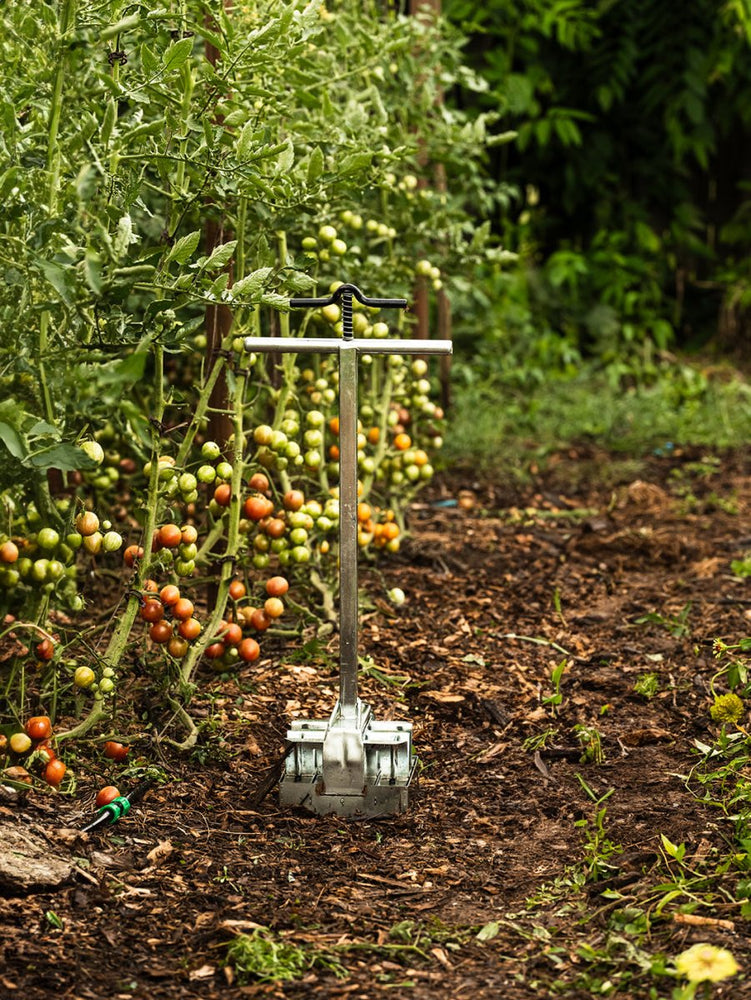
<box><xmin>0</xmin><ymin>421</ymin><xmax>26</xmax><ymax>460</ymax></box>
<box><xmin>231</xmin><ymin>267</ymin><xmax>274</xmax><ymax>299</ymax></box>
<box><xmin>307</xmin><ymin>146</ymin><xmax>324</xmax><ymax>184</ymax></box>
<box><xmin>163</xmin><ymin>37</ymin><xmax>194</xmax><ymax>74</ymax></box>
<box><xmin>166</xmin><ymin>230</ymin><xmax>201</xmax><ymax>265</ymax></box>
<box><xmin>202</xmin><ymin>240</ymin><xmax>237</xmax><ymax>272</ymax></box>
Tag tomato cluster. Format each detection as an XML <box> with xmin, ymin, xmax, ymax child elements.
<box><xmin>1</xmin><ymin>716</ymin><xmax>66</xmax><ymax>788</ymax></box>
<box><xmin>0</xmin><ymin>503</ymin><xmax>124</xmax><ymax>614</ymax></box>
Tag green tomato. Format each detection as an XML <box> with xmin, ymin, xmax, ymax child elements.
<box><xmin>99</xmin><ymin>677</ymin><xmax>115</xmax><ymax>695</ymax></box>
<box><xmin>102</xmin><ymin>530</ymin><xmax>123</xmax><ymax>553</ymax></box>
<box><xmin>305</xmin><ymin>410</ymin><xmax>325</xmax><ymax>428</ymax></box>
<box><xmin>215</xmin><ymin>462</ymin><xmax>234</xmax><ymax>481</ymax></box>
<box><xmin>291</xmin><ymin>545</ymin><xmax>310</xmax><ymax>564</ymax></box>
<box><xmin>179</xmin><ymin>472</ymin><xmax>197</xmax><ymax>494</ymax></box>
<box><xmin>253</xmin><ymin>424</ymin><xmax>273</xmax><ymax>446</ymax></box>
<box><xmin>269</xmin><ymin>430</ymin><xmax>288</xmax><ymax>452</ymax></box>
<box><xmin>252</xmin><ymin>553</ymin><xmax>270</xmax><ymax>570</ymax></box>
<box><xmin>175</xmin><ymin>558</ymin><xmax>196</xmax><ymax>577</ymax></box>
<box><xmin>37</xmin><ymin>527</ymin><xmax>60</xmax><ymax>551</ymax></box>
<box><xmin>74</xmin><ymin>665</ymin><xmax>96</xmax><ymax>688</ymax></box>
<box><xmin>201</xmin><ymin>440</ymin><xmax>221</xmax><ymax>461</ymax></box>
<box><xmin>289</xmin><ymin>528</ymin><xmax>308</xmax><ymax>546</ymax></box>
<box><xmin>32</xmin><ymin>558</ymin><xmax>50</xmax><ymax>582</ymax></box>
<box><xmin>197</xmin><ymin>464</ymin><xmax>217</xmax><ymax>484</ymax></box>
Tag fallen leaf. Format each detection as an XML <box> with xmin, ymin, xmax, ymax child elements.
<box><xmin>189</xmin><ymin>965</ymin><xmax>215</xmax><ymax>981</ymax></box>
<box><xmin>146</xmin><ymin>840</ymin><xmax>174</xmax><ymax>866</ymax></box>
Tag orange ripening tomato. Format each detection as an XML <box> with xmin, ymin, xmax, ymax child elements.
<box><xmin>213</xmin><ymin>483</ymin><xmax>232</xmax><ymax>506</ymax></box>
<box><xmin>159</xmin><ymin>584</ymin><xmax>181</xmax><ymax>606</ymax></box>
<box><xmin>248</xmin><ymin>472</ymin><xmax>270</xmax><ymax>493</ymax></box>
<box><xmin>228</xmin><ymin>580</ymin><xmax>246</xmax><ymax>601</ymax></box>
<box><xmin>44</xmin><ymin>759</ymin><xmax>67</xmax><ymax>787</ymax></box>
<box><xmin>238</xmin><ymin>637</ymin><xmax>260</xmax><ymax>662</ymax></box>
<box><xmin>172</xmin><ymin>597</ymin><xmax>194</xmax><ymax>621</ymax></box>
<box><xmin>393</xmin><ymin>432</ymin><xmax>411</xmax><ymax>451</ymax></box>
<box><xmin>265</xmin><ymin>576</ymin><xmax>289</xmax><ymax>598</ymax></box>
<box><xmin>158</xmin><ymin>523</ymin><xmax>182</xmax><ymax>548</ymax></box>
<box><xmin>123</xmin><ymin>544</ymin><xmax>144</xmax><ymax>567</ymax></box>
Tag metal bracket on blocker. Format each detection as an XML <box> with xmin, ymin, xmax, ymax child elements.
<box><xmin>244</xmin><ymin>283</ymin><xmax>452</xmax><ymax>817</ymax></box>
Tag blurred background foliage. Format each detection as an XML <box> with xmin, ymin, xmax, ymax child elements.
<box><xmin>440</xmin><ymin>0</ymin><xmax>751</xmax><ymax>462</ymax></box>
<box><xmin>443</xmin><ymin>0</ymin><xmax>751</xmax><ymax>369</ymax></box>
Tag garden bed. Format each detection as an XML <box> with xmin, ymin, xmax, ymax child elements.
<box><xmin>3</xmin><ymin>446</ymin><xmax>750</xmax><ymax>998</ymax></box>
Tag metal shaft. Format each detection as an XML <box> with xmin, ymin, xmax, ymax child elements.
<box><xmin>338</xmin><ymin>291</ymin><xmax>359</xmax><ymax>719</ymax></box>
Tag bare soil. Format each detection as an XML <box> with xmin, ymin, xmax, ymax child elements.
<box><xmin>3</xmin><ymin>446</ymin><xmax>751</xmax><ymax>999</ymax></box>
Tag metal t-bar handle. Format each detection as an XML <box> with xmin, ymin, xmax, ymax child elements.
<box><xmin>245</xmin><ymin>284</ymin><xmax>450</xmax><ymax>724</ymax></box>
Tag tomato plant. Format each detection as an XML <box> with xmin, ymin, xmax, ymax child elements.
<box><xmin>0</xmin><ymin>0</ymin><xmax>494</xmax><ymax>755</ymax></box>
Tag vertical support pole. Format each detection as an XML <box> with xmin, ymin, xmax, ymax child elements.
<box><xmin>338</xmin><ymin>289</ymin><xmax>359</xmax><ymax>720</ymax></box>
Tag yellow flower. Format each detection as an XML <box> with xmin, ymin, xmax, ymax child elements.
<box><xmin>675</xmin><ymin>943</ymin><xmax>739</xmax><ymax>983</ymax></box>
<box><xmin>710</xmin><ymin>692</ymin><xmax>744</xmax><ymax>724</ymax></box>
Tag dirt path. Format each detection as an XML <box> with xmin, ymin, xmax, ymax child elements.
<box><xmin>3</xmin><ymin>447</ymin><xmax>751</xmax><ymax>999</ymax></box>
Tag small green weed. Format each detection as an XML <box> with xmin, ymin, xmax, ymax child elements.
<box><xmin>574</xmin><ymin>724</ymin><xmax>605</xmax><ymax>764</ymax></box>
<box><xmin>576</xmin><ymin>806</ymin><xmax>622</xmax><ymax>882</ymax></box>
<box><xmin>225</xmin><ymin>929</ymin><xmax>347</xmax><ymax>984</ymax></box>
<box><xmin>633</xmin><ymin>672</ymin><xmax>660</xmax><ymax>698</ymax></box>
<box><xmin>635</xmin><ymin>602</ymin><xmax>692</xmax><ymax>639</ymax></box>
<box><xmin>543</xmin><ymin>658</ymin><xmax>568</xmax><ymax>715</ymax></box>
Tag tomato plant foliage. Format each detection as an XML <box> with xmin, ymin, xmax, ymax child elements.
<box><xmin>0</xmin><ymin>0</ymin><xmax>497</xmax><ymax>754</ymax></box>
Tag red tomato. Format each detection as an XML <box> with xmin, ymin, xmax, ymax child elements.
<box><xmin>222</xmin><ymin>622</ymin><xmax>243</xmax><ymax>646</ymax></box>
<box><xmin>283</xmin><ymin>489</ymin><xmax>305</xmax><ymax>512</ymax></box>
<box><xmin>250</xmin><ymin>608</ymin><xmax>272</xmax><ymax>632</ymax></box>
<box><xmin>95</xmin><ymin>785</ymin><xmax>120</xmax><ymax>807</ymax></box>
<box><xmin>104</xmin><ymin>741</ymin><xmax>129</xmax><ymax>761</ymax></box>
<box><xmin>149</xmin><ymin>620</ymin><xmax>173</xmax><ymax>644</ymax></box>
<box><xmin>213</xmin><ymin>483</ymin><xmax>232</xmax><ymax>506</ymax></box>
<box><xmin>44</xmin><ymin>759</ymin><xmax>67</xmax><ymax>787</ymax></box>
<box><xmin>265</xmin><ymin>518</ymin><xmax>286</xmax><ymax>539</ymax></box>
<box><xmin>140</xmin><ymin>599</ymin><xmax>164</xmax><ymax>623</ymax></box>
<box><xmin>123</xmin><ymin>544</ymin><xmax>144</xmax><ymax>567</ymax></box>
<box><xmin>243</xmin><ymin>495</ymin><xmax>273</xmax><ymax>521</ymax></box>
<box><xmin>238</xmin><ymin>637</ymin><xmax>260</xmax><ymax>662</ymax></box>
<box><xmin>25</xmin><ymin>716</ymin><xmax>52</xmax><ymax>740</ymax></box>
<box><xmin>35</xmin><ymin>639</ymin><xmax>55</xmax><ymax>661</ymax></box>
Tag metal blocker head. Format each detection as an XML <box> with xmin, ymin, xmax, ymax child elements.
<box><xmin>244</xmin><ymin>283</ymin><xmax>452</xmax><ymax>817</ymax></box>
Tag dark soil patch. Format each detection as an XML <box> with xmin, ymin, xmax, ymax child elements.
<box><xmin>3</xmin><ymin>446</ymin><xmax>751</xmax><ymax>999</ymax></box>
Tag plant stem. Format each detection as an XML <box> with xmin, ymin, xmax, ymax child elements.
<box><xmin>57</xmin><ymin>343</ymin><xmax>166</xmax><ymax>742</ymax></box>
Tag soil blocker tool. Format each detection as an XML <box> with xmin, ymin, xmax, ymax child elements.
<box><xmin>80</xmin><ymin>778</ymin><xmax>154</xmax><ymax>834</ymax></box>
<box><xmin>244</xmin><ymin>283</ymin><xmax>452</xmax><ymax>817</ymax></box>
